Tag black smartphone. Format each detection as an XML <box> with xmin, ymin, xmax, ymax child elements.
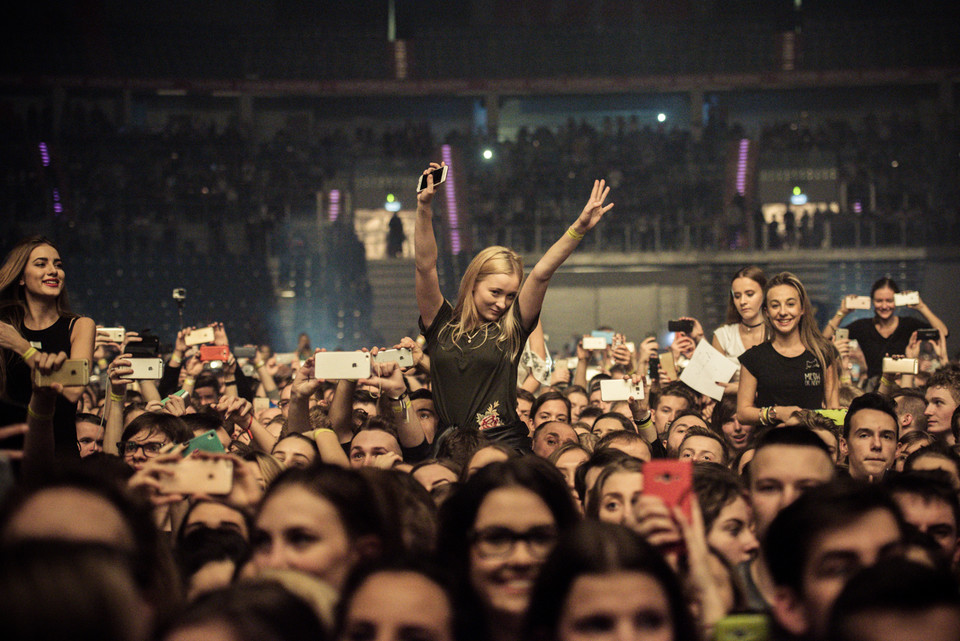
<box><xmin>648</xmin><ymin>354</ymin><xmax>660</xmax><ymax>381</ymax></box>
<box><xmin>668</xmin><ymin>319</ymin><xmax>695</xmax><ymax>334</ymax></box>
<box><xmin>128</xmin><ymin>333</ymin><xmax>160</xmax><ymax>357</ymax></box>
<box><xmin>917</xmin><ymin>328</ymin><xmax>940</xmax><ymax>342</ymax></box>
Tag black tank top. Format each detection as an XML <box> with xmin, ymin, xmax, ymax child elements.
<box><xmin>1</xmin><ymin>315</ymin><xmax>81</xmax><ymax>457</ymax></box>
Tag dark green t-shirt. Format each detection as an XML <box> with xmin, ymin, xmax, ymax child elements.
<box><xmin>421</xmin><ymin>301</ymin><xmax>535</xmax><ymax>440</ymax></box>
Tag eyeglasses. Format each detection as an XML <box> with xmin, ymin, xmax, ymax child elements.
<box><xmin>277</xmin><ymin>400</ymin><xmax>290</xmax><ymax>409</ymax></box>
<box><xmin>470</xmin><ymin>525</ymin><xmax>558</xmax><ymax>559</ymax></box>
<box><xmin>117</xmin><ymin>441</ymin><xmax>167</xmax><ymax>456</ymax></box>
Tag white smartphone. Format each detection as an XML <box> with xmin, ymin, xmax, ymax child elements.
<box><xmin>274</xmin><ymin>352</ymin><xmax>298</xmax><ymax>366</ymax></box>
<box><xmin>34</xmin><ymin>359</ymin><xmax>90</xmax><ymax>387</ymax></box>
<box><xmin>417</xmin><ymin>165</ymin><xmax>448</xmax><ymax>193</ymax></box>
<box><xmin>599</xmin><ymin>378</ymin><xmax>644</xmax><ymax>402</ymax></box>
<box><xmin>835</xmin><ymin>328</ymin><xmax>849</xmax><ymax>341</ymax></box>
<box><xmin>185</xmin><ymin>327</ymin><xmax>215</xmax><ymax>346</ymax></box>
<box><xmin>845</xmin><ymin>295</ymin><xmax>872</xmax><ymax>310</ymax></box>
<box><xmin>157</xmin><ymin>458</ymin><xmax>233</xmax><ymax>495</ymax></box>
<box><xmin>882</xmin><ymin>357</ymin><xmax>918</xmax><ymax>375</ymax></box>
<box><xmin>582</xmin><ymin>336</ymin><xmax>607</xmax><ymax>350</ymax></box>
<box><xmin>894</xmin><ymin>291</ymin><xmax>920</xmax><ymax>306</ymax></box>
<box><xmin>121</xmin><ymin>357</ymin><xmax>164</xmax><ymax>380</ymax></box>
<box><xmin>97</xmin><ymin>327</ymin><xmax>125</xmax><ymax>342</ymax></box>
<box><xmin>374</xmin><ymin>348</ymin><xmax>414</xmax><ymax>368</ymax></box>
<box><xmin>252</xmin><ymin>397</ymin><xmax>271</xmax><ymax>413</ymax></box>
<box><xmin>315</xmin><ymin>351</ymin><xmax>371</xmax><ymax>380</ymax></box>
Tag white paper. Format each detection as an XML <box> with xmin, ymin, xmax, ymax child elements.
<box><xmin>679</xmin><ymin>340</ymin><xmax>739</xmax><ymax>401</ymax></box>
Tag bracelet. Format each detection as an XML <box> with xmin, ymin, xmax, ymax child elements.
<box><xmin>27</xmin><ymin>405</ymin><xmax>55</xmax><ymax>421</ymax></box>
<box><xmin>566</xmin><ymin>227</ymin><xmax>585</xmax><ymax>241</ymax></box>
<box><xmin>224</xmin><ymin>379</ymin><xmax>237</xmax><ymax>385</ymax></box>
<box><xmin>169</xmin><ymin>356</ymin><xmax>182</xmax><ymax>367</ymax></box>
<box><xmin>21</xmin><ymin>347</ymin><xmax>38</xmax><ymax>362</ymax></box>
<box><xmin>839</xmin><ymin>374</ymin><xmax>852</xmax><ymax>384</ymax></box>
<box><xmin>760</xmin><ymin>406</ymin><xmax>771</xmax><ymax>426</ymax></box>
<box><xmin>110</xmin><ymin>392</ymin><xmax>123</xmax><ymax>403</ymax></box>
<box><xmin>184</xmin><ymin>377</ymin><xmax>196</xmax><ymax>387</ymax></box>
<box><xmin>254</xmin><ymin>360</ymin><xmax>266</xmax><ymax>369</ymax></box>
<box><xmin>880</xmin><ymin>376</ymin><xmax>894</xmax><ymax>387</ymax></box>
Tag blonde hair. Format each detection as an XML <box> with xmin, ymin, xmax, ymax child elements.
<box><xmin>445</xmin><ymin>246</ymin><xmax>524</xmax><ymax>356</ymax></box>
<box><xmin>763</xmin><ymin>272</ymin><xmax>838</xmax><ymax>378</ymax></box>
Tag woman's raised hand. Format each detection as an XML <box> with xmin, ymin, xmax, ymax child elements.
<box><xmin>574</xmin><ymin>179</ymin><xmax>614</xmax><ymax>232</ymax></box>
<box><xmin>417</xmin><ymin>162</ymin><xmax>445</xmax><ymax>206</ymax></box>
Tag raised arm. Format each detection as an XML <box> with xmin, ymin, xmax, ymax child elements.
<box><xmin>415</xmin><ymin>162</ymin><xmax>445</xmax><ymax>329</ymax></box>
<box><xmin>911</xmin><ymin>294</ymin><xmax>949</xmax><ymax>339</ymax></box>
<box><xmin>822</xmin><ymin>297</ymin><xmax>851</xmax><ymax>339</ymax></box>
<box><xmin>517</xmin><ymin>179</ymin><xmax>613</xmax><ymax>330</ymax></box>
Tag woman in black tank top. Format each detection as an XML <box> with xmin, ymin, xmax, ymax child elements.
<box><xmin>0</xmin><ymin>236</ymin><xmax>96</xmax><ymax>455</ymax></box>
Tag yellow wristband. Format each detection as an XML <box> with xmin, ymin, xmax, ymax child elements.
<box><xmin>566</xmin><ymin>227</ymin><xmax>585</xmax><ymax>241</ymax></box>
<box><xmin>27</xmin><ymin>405</ymin><xmax>55</xmax><ymax>421</ymax></box>
<box><xmin>110</xmin><ymin>392</ymin><xmax>123</xmax><ymax>403</ymax></box>
<box><xmin>22</xmin><ymin>347</ymin><xmax>38</xmax><ymax>362</ymax></box>
<box><xmin>184</xmin><ymin>377</ymin><xmax>196</xmax><ymax>387</ymax></box>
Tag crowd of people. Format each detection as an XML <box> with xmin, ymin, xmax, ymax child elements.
<box><xmin>4</xmin><ymin>101</ymin><xmax>958</xmax><ymax>256</ymax></box>
<box><xmin>1</xmin><ymin>153</ymin><xmax>959</xmax><ymax>641</ymax></box>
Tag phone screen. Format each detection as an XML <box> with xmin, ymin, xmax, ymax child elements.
<box><xmin>417</xmin><ymin>166</ymin><xmax>447</xmax><ymax>192</ymax></box>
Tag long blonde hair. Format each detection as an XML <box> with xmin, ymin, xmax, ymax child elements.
<box><xmin>762</xmin><ymin>272</ymin><xmax>838</xmax><ymax>377</ymax></box>
<box><xmin>446</xmin><ymin>246</ymin><xmax>524</xmax><ymax>357</ymax></box>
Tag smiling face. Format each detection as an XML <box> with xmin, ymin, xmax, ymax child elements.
<box><xmin>765</xmin><ymin>284</ymin><xmax>803</xmax><ymax>337</ymax></box>
<box><xmin>469</xmin><ymin>486</ymin><xmax>557</xmax><ymax>617</ymax></box>
<box><xmin>20</xmin><ymin>244</ymin><xmax>64</xmax><ymax>301</ymax></box>
<box><xmin>731</xmin><ymin>277</ymin><xmax>764</xmax><ymax>325</ymax></box>
<box><xmin>872</xmin><ymin>286</ymin><xmax>897</xmax><ymax>321</ymax></box>
<box><xmin>472</xmin><ymin>272</ymin><xmax>520</xmax><ymax>323</ymax></box>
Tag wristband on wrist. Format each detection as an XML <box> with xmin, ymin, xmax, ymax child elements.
<box><xmin>183</xmin><ymin>377</ymin><xmax>196</xmax><ymax>387</ymax></box>
<box><xmin>880</xmin><ymin>376</ymin><xmax>894</xmax><ymax>387</ymax></box>
<box><xmin>110</xmin><ymin>392</ymin><xmax>123</xmax><ymax>403</ymax></box>
<box><xmin>22</xmin><ymin>346</ymin><xmax>38</xmax><ymax>362</ymax></box>
<box><xmin>27</xmin><ymin>405</ymin><xmax>55</xmax><ymax>421</ymax></box>
<box><xmin>566</xmin><ymin>227</ymin><xmax>585</xmax><ymax>241</ymax></box>
<box><xmin>254</xmin><ymin>360</ymin><xmax>266</xmax><ymax>369</ymax></box>
<box><xmin>169</xmin><ymin>356</ymin><xmax>182</xmax><ymax>367</ymax></box>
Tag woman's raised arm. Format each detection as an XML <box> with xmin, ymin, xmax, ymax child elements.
<box><xmin>415</xmin><ymin>162</ymin><xmax>445</xmax><ymax>329</ymax></box>
<box><xmin>518</xmin><ymin>179</ymin><xmax>613</xmax><ymax>331</ymax></box>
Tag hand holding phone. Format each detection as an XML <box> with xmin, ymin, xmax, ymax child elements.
<box><xmin>33</xmin><ymin>357</ymin><xmax>89</xmax><ymax>387</ymax></box>
<box><xmin>844</xmin><ymin>295</ymin><xmax>872</xmax><ymax>310</ymax></box>
<box><xmin>157</xmin><ymin>457</ymin><xmax>233</xmax><ymax>495</ymax></box>
<box><xmin>417</xmin><ymin>164</ymin><xmax>448</xmax><ymax>193</ymax></box>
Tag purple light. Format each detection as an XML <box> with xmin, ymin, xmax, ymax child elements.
<box><xmin>735</xmin><ymin>139</ymin><xmax>749</xmax><ymax>196</ymax></box>
<box><xmin>52</xmin><ymin>188</ymin><xmax>62</xmax><ymax>214</ymax></box>
<box><xmin>329</xmin><ymin>189</ymin><xmax>340</xmax><ymax>221</ymax></box>
<box><xmin>853</xmin><ymin>201</ymin><xmax>862</xmax><ymax>213</ymax></box>
<box><xmin>441</xmin><ymin>145</ymin><xmax>461</xmax><ymax>254</ymax></box>
<box><xmin>38</xmin><ymin>142</ymin><xmax>50</xmax><ymax>167</ymax></box>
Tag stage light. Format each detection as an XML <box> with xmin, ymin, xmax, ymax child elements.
<box><xmin>657</xmin><ymin>113</ymin><xmax>666</xmax><ymax>122</ymax></box>
<box><xmin>482</xmin><ymin>149</ymin><xmax>493</xmax><ymax>160</ymax></box>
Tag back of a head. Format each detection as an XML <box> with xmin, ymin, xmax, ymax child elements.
<box><xmin>764</xmin><ymin>479</ymin><xmax>905</xmax><ymax>593</ymax></box>
<box><xmin>828</xmin><ymin>558</ymin><xmax>960</xmax><ymax>641</ymax></box>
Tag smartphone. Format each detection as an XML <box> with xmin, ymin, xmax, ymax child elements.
<box><xmin>275</xmin><ymin>353</ymin><xmax>298</xmax><ymax>366</ymax></box>
<box><xmin>182</xmin><ymin>430</ymin><xmax>226</xmax><ymax>457</ymax></box>
<box><xmin>667</xmin><ymin>319</ymin><xmax>695</xmax><ymax>334</ymax></box>
<box><xmin>916</xmin><ymin>328</ymin><xmax>940</xmax><ymax>342</ymax></box>
<box><xmin>713</xmin><ymin>613</ymin><xmax>770</xmax><ymax>641</ymax></box>
<box><xmin>591</xmin><ymin>329</ymin><xmax>616</xmax><ymax>344</ymax></box>
<box><xmin>625</xmin><ymin>341</ymin><xmax>636</xmax><ymax>353</ymax></box>
<box><xmin>894</xmin><ymin>291</ymin><xmax>920</xmax><ymax>306</ymax></box>
<box><xmin>315</xmin><ymin>351</ymin><xmax>371</xmax><ymax>380</ymax></box>
<box><xmin>97</xmin><ymin>327</ymin><xmax>125</xmax><ymax>342</ymax></box>
<box><xmin>252</xmin><ymin>397</ymin><xmax>271</xmax><ymax>413</ymax></box>
<box><xmin>161</xmin><ymin>388</ymin><xmax>188</xmax><ymax>406</ymax></box>
<box><xmin>127</xmin><ymin>334</ymin><xmax>160</xmax><ymax>357</ymax></box>
<box><xmin>599</xmin><ymin>378</ymin><xmax>644</xmax><ymax>402</ymax></box>
<box><xmin>582</xmin><ymin>336</ymin><xmax>607</xmax><ymax>350</ymax></box>
<box><xmin>882</xmin><ymin>356</ymin><xmax>918</xmax><ymax>375</ymax></box>
<box><xmin>659</xmin><ymin>352</ymin><xmax>679</xmax><ymax>380</ymax></box>
<box><xmin>199</xmin><ymin>345</ymin><xmax>229</xmax><ymax>362</ymax></box>
<box><xmin>835</xmin><ymin>327</ymin><xmax>849</xmax><ymax>341</ymax></box>
<box><xmin>844</xmin><ymin>295</ymin><xmax>872</xmax><ymax>310</ymax></box>
<box><xmin>374</xmin><ymin>348</ymin><xmax>414</xmax><ymax>368</ymax></box>
<box><xmin>185</xmin><ymin>327</ymin><xmax>216</xmax><ymax>346</ymax></box>
<box><xmin>643</xmin><ymin>459</ymin><xmax>694</xmax><ymax>521</ymax></box>
<box><xmin>157</xmin><ymin>457</ymin><xmax>233</xmax><ymax>495</ymax></box>
<box><xmin>33</xmin><ymin>358</ymin><xmax>90</xmax><ymax>387</ymax></box>
<box><xmin>648</xmin><ymin>354</ymin><xmax>660</xmax><ymax>381</ymax></box>
<box><xmin>121</xmin><ymin>357</ymin><xmax>164</xmax><ymax>380</ymax></box>
<box><xmin>416</xmin><ymin>165</ymin><xmax>448</xmax><ymax>193</ymax></box>
<box><xmin>233</xmin><ymin>346</ymin><xmax>257</xmax><ymax>359</ymax></box>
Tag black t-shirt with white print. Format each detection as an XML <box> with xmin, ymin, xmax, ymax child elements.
<box><xmin>739</xmin><ymin>341</ymin><xmax>826</xmax><ymax>409</ymax></box>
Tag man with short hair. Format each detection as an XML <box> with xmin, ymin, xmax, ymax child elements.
<box><xmin>651</xmin><ymin>382</ymin><xmax>697</xmax><ymax>438</ymax></box>
<box><xmin>892</xmin><ymin>388</ymin><xmax>928</xmax><ymax>436</ymax></box>
<box><xmin>678</xmin><ymin>425</ymin><xmax>728</xmax><ymax>465</ymax></box>
<box><xmin>594</xmin><ymin>430</ymin><xmax>652</xmax><ymax>462</ymax></box>
<box><xmin>349</xmin><ymin>426</ymin><xmax>403</xmax><ymax>468</ymax></box>
<box><xmin>410</xmin><ymin>389</ymin><xmax>439</xmax><ymax>443</ymax></box>
<box><xmin>841</xmin><ymin>393</ymin><xmax>899</xmax><ymax>482</ymax></box>
<box><xmin>531</xmin><ymin>420</ymin><xmax>578</xmax><ymax>459</ymax></box>
<box><xmin>738</xmin><ymin>427</ymin><xmax>836</xmax><ymax>612</ymax></box>
<box><xmin>765</xmin><ymin>480</ymin><xmax>906</xmax><ymax>640</ymax></box>
<box><xmin>887</xmin><ymin>471</ymin><xmax>960</xmax><ymax>566</ymax></box>
<box><xmin>75</xmin><ymin>413</ymin><xmax>104</xmax><ymax>458</ymax></box>
<box><xmin>924</xmin><ymin>368</ymin><xmax>960</xmax><ymax>444</ymax></box>
<box><xmin>662</xmin><ymin>411</ymin><xmax>708</xmax><ymax>458</ymax></box>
